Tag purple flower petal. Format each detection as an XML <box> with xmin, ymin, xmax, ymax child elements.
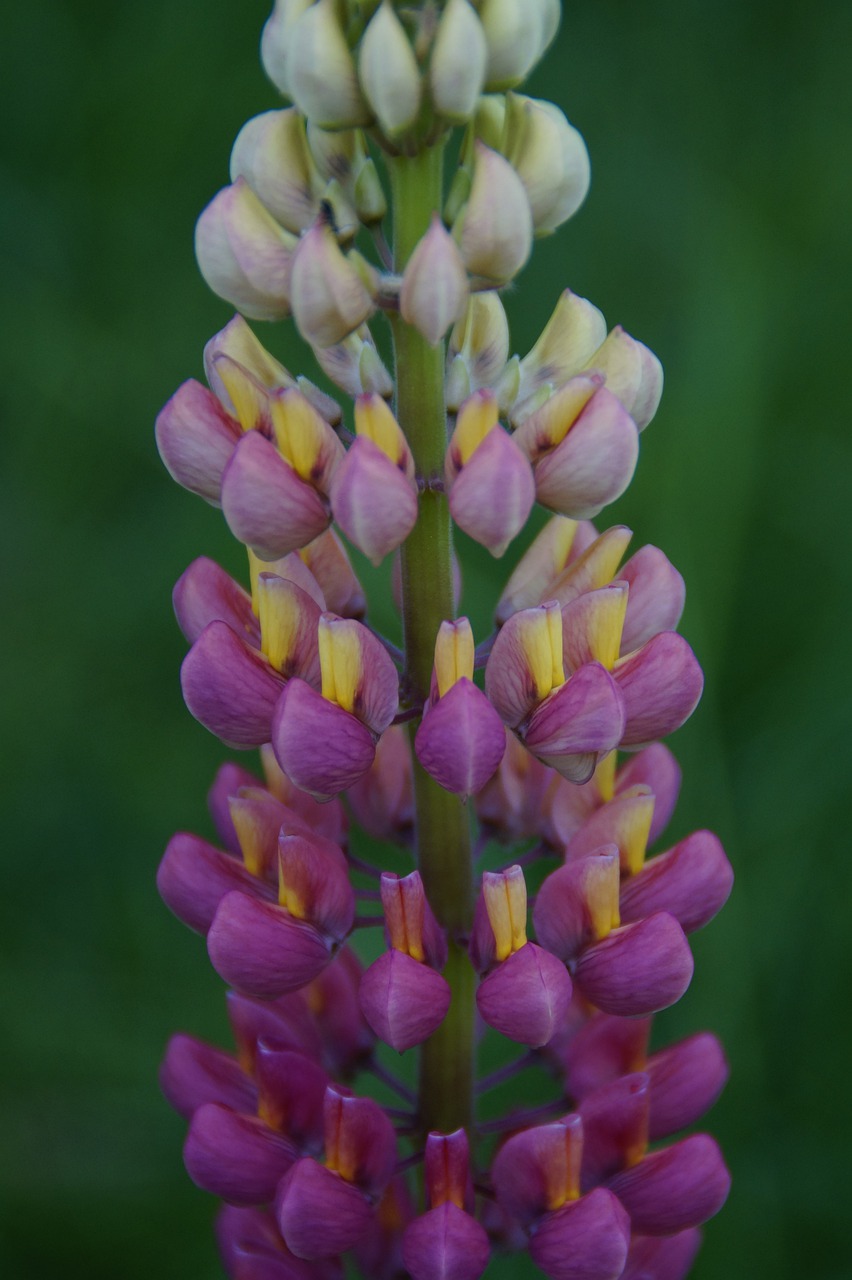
<box><xmin>621</xmin><ymin>1229</ymin><xmax>702</xmax><ymax>1280</ymax></box>
<box><xmin>532</xmin><ymin>388</ymin><xmax>639</xmax><ymax>520</ymax></box>
<box><xmin>607</xmin><ymin>1134</ymin><xmax>731</xmax><ymax>1235</ymax></box>
<box><xmin>157</xmin><ymin>832</ymin><xmax>271</xmax><ymax>935</ymax></box>
<box><xmin>160</xmin><ymin>1033</ymin><xmax>257</xmax><ymax>1120</ymax></box>
<box><xmin>524</xmin><ymin>664</ymin><xmax>626</xmax><ymax>781</ymax></box>
<box><xmin>277</xmin><ymin>832</ymin><xmax>355</xmax><ymax>941</ymax></box>
<box><xmin>275</xmin><ymin>1159</ymin><xmax>374</xmax><ymax>1259</ymax></box>
<box><xmin>619</xmin><ymin>830</ymin><xmax>733</xmax><ymax>934</ymax></box>
<box><xmin>181</xmin><ymin>620</ymin><xmax>282</xmax><ymax>747</ymax></box>
<box><xmin>221</xmin><ymin>430</ymin><xmax>330</xmax><ymax>560</ymax></box>
<box><xmin>207</xmin><ymin>890</ymin><xmax>333</xmax><ymax>998</ymax></box>
<box><xmin>323</xmin><ymin>1087</ymin><xmax>397</xmax><ymax>1196</ymax></box>
<box><xmin>330</xmin><ymin>437</ymin><xmax>418</xmax><ymax>565</ymax></box>
<box><xmin>533</xmin><ymin>850</ymin><xmax>621</xmax><ymax>962</ymax></box>
<box><xmin>617</xmin><ymin>744</ymin><xmax>682</xmax><ymax>845</ymax></box>
<box><xmin>272</xmin><ymin>678</ymin><xmax>378</xmax><ymax>798</ymax></box>
<box><xmin>557</xmin><ymin>1012</ymin><xmax>651</xmax><ymax>1101</ymax></box>
<box><xmin>155</xmin><ymin>378</ymin><xmax>240</xmax><ymax>503</ymax></box>
<box><xmin>184</xmin><ymin>1102</ymin><xmax>296</xmax><ymax>1205</ymax></box>
<box><xmin>476</xmin><ymin>943</ymin><xmax>573</xmax><ymax>1047</ymax></box>
<box><xmin>359</xmin><ymin>950</ymin><xmax>451</xmax><ymax>1052</ymax></box>
<box><xmin>402</xmin><ymin>1202</ymin><xmax>491</xmax><ymax>1280</ymax></box>
<box><xmin>577</xmin><ymin>1074</ymin><xmax>650</xmax><ymax>1188</ymax></box>
<box><xmin>173</xmin><ymin>556</ymin><xmax>257</xmax><ymax>645</ymax></box>
<box><xmin>614</xmin><ymin>632</ymin><xmax>704</xmax><ymax>748</ymax></box>
<box><xmin>381</xmin><ymin>871</ymin><xmax>447</xmax><ymax>970</ymax></box>
<box><xmin>415</xmin><ymin>679</ymin><xmax>507</xmax><ymax>797</ymax></box>
<box><xmin>492</xmin><ymin>1115</ymin><xmax>584</xmax><ymax>1228</ymax></box>
<box><xmin>574</xmin><ymin>912</ymin><xmax>693</xmax><ymax>1017</ymax></box>
<box><xmin>529</xmin><ymin>1187</ymin><xmax>631</xmax><ymax>1280</ymax></box>
<box><xmin>646</xmin><ymin>1033</ymin><xmax>728</xmax><ymax>1140</ymax></box>
<box><xmin>208</xmin><ymin>761</ymin><xmax>264</xmax><ymax>854</ymax></box>
<box><xmin>449</xmin><ymin>426</ymin><xmax>535</xmax><ymax>557</ymax></box>
<box><xmin>255</xmin><ymin>1043</ymin><xmax>329</xmax><ymax>1149</ymax></box>
<box><xmin>566</xmin><ymin>787</ymin><xmax>655</xmax><ymax>876</ymax></box>
<box><xmin>619</xmin><ymin>546</ymin><xmax>685</xmax><ymax>653</ymax></box>
<box><xmin>226</xmin><ymin>990</ymin><xmax>323</xmax><ymax>1066</ymax></box>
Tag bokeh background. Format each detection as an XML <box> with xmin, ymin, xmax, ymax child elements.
<box><xmin>2</xmin><ymin>0</ymin><xmax>850</xmax><ymax>1276</ymax></box>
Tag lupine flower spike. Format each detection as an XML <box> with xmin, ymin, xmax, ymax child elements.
<box><xmin>156</xmin><ymin>3</ymin><xmax>731</xmax><ymax>1276</ymax></box>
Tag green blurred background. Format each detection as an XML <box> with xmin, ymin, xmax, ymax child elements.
<box><xmin>2</xmin><ymin>0</ymin><xmax>850</xmax><ymax>1276</ymax></box>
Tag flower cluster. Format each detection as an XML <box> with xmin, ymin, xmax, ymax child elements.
<box><xmin>156</xmin><ymin>3</ymin><xmax>732</xmax><ymax>1278</ymax></box>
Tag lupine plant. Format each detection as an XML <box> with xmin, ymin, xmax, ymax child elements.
<box><xmin>155</xmin><ymin>2</ymin><xmax>733</xmax><ymax>1277</ymax></box>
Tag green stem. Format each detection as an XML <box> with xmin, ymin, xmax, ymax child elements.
<box><xmin>389</xmin><ymin>146</ymin><xmax>475</xmax><ymax>1139</ymax></box>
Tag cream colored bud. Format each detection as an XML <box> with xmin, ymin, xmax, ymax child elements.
<box><xmin>479</xmin><ymin>0</ymin><xmax>560</xmax><ymax>91</ymax></box>
<box><xmin>448</xmin><ymin>290</ymin><xmax>510</xmax><ymax>389</ymax></box>
<box><xmin>261</xmin><ymin>0</ymin><xmax>314</xmax><ymax>98</ymax></box>
<box><xmin>359</xmin><ymin>1</ymin><xmax>422</xmax><ymax>138</ymax></box>
<box><xmin>287</xmin><ymin>0</ymin><xmax>370</xmax><ymax>129</ymax></box>
<box><xmin>430</xmin><ymin>0</ymin><xmax>488</xmax><ymax>123</ymax></box>
<box><xmin>504</xmin><ymin>94</ymin><xmax>590</xmax><ymax>235</ymax></box>
<box><xmin>230</xmin><ymin>109</ymin><xmax>320</xmax><ymax>235</ymax></box>
<box><xmin>455</xmin><ymin>142</ymin><xmax>533</xmax><ymax>283</ymax></box>
<box><xmin>311</xmin><ymin>326</ymin><xmax>393</xmax><ymax>399</ymax></box>
<box><xmin>353</xmin><ymin>158</ymin><xmax>388</xmax><ymax>225</ymax></box>
<box><xmin>307</xmin><ymin>124</ymin><xmax>363</xmax><ymax>186</ymax></box>
<box><xmin>321</xmin><ymin>179</ymin><xmax>359</xmax><ymax>243</ymax></box>
<box><xmin>195</xmin><ymin>179</ymin><xmax>296</xmax><ymax>321</ymax></box>
<box><xmin>290</xmin><ymin>211</ymin><xmax>376</xmax><ymax>348</ymax></box>
<box><xmin>514</xmin><ymin>289</ymin><xmax>607</xmax><ymax>418</ymax></box>
<box><xmin>400</xmin><ymin>215</ymin><xmax>469</xmax><ymax>346</ymax></box>
<box><xmin>443</xmin><ymin>165</ymin><xmax>472</xmax><ymax>228</ymax></box>
<box><xmin>445</xmin><ymin>354</ymin><xmax>472</xmax><ymax>413</ymax></box>
<box><xmin>473</xmin><ymin>94</ymin><xmax>507</xmax><ymax>150</ymax></box>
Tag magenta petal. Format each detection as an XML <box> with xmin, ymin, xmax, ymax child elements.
<box><xmin>492</xmin><ymin>1116</ymin><xmax>584</xmax><ymax>1228</ymax></box>
<box><xmin>173</xmin><ymin>556</ymin><xmax>257</xmax><ymax>645</ymax></box>
<box><xmin>278</xmin><ymin>833</ymin><xmax>354</xmax><ymax>940</ymax></box>
<box><xmin>359</xmin><ymin>950</ymin><xmax>451</xmax><ymax>1052</ymax></box>
<box><xmin>207</xmin><ymin>891</ymin><xmax>333</xmax><ymax>998</ymax></box>
<box><xmin>330</xmin><ymin>437</ymin><xmax>417</xmax><ymax>565</ymax></box>
<box><xmin>622</xmin><ymin>1229</ymin><xmax>702</xmax><ymax>1280</ymax></box>
<box><xmin>449</xmin><ymin>427</ymin><xmax>535</xmax><ymax>556</ymax></box>
<box><xmin>524</xmin><ymin>664</ymin><xmax>626</xmax><ymax>781</ymax></box>
<box><xmin>157</xmin><ymin>832</ymin><xmax>270</xmax><ymax>935</ymax></box>
<box><xmin>534</xmin><ymin>850</ymin><xmax>621</xmax><ymax>962</ymax></box>
<box><xmin>533</xmin><ymin>388</ymin><xmax>639</xmax><ymax>520</ymax></box>
<box><xmin>323</xmin><ymin>1087</ymin><xmax>397</xmax><ymax>1196</ymax></box>
<box><xmin>227</xmin><ymin>1240</ymin><xmax>339</xmax><ymax>1280</ymax></box>
<box><xmin>160</xmin><ymin>1033</ymin><xmax>257</xmax><ymax>1120</ymax></box>
<box><xmin>619</xmin><ymin>546</ymin><xmax>686</xmax><ymax>653</ymax></box>
<box><xmin>577</xmin><ymin>1074</ymin><xmax>650</xmax><ymax>1188</ymax></box>
<box><xmin>559</xmin><ymin>1013</ymin><xmax>652</xmax><ymax>1101</ymax></box>
<box><xmin>155</xmin><ymin>378</ymin><xmax>239</xmax><ymax>503</ymax></box>
<box><xmin>529</xmin><ymin>1188</ymin><xmax>631</xmax><ymax>1280</ymax></box>
<box><xmin>607</xmin><ymin>1134</ymin><xmax>731</xmax><ymax>1235</ymax></box>
<box><xmin>402</xmin><ymin>1202</ymin><xmax>491</xmax><ymax>1280</ymax></box>
<box><xmin>215</xmin><ymin>1204</ymin><xmax>282</xmax><ymax>1273</ymax></box>
<box><xmin>615</xmin><ymin>633</ymin><xmax>704</xmax><ymax>748</ymax></box>
<box><xmin>574</xmin><ymin>913</ymin><xmax>693</xmax><ymax>1017</ymax></box>
<box><xmin>227</xmin><ymin>990</ymin><xmax>323</xmax><ymax>1064</ymax></box>
<box><xmin>646</xmin><ymin>1033</ymin><xmax>729</xmax><ymax>1140</ymax></box>
<box><xmin>181</xmin><ymin>620</ymin><xmax>282</xmax><ymax>747</ymax></box>
<box><xmin>221</xmin><ymin>431</ymin><xmax>330</xmax><ymax>560</ymax></box>
<box><xmin>208</xmin><ymin>761</ymin><xmax>263</xmax><ymax>853</ymax></box>
<box><xmin>276</xmin><ymin>1159</ymin><xmax>374</xmax><ymax>1258</ymax></box>
<box><xmin>184</xmin><ymin>1102</ymin><xmax>296</xmax><ymax>1205</ymax></box>
<box><xmin>255</xmin><ymin>1043</ymin><xmax>329</xmax><ymax>1149</ymax></box>
<box><xmin>620</xmin><ymin>830</ymin><xmax>733</xmax><ymax>934</ymax></box>
<box><xmin>476</xmin><ymin>943</ymin><xmax>572</xmax><ymax>1047</ymax></box>
<box><xmin>618</xmin><ymin>744</ymin><xmax>682</xmax><ymax>845</ymax></box>
<box><xmin>272</xmin><ymin>679</ymin><xmax>377</xmax><ymax>798</ymax></box>
<box><xmin>415</xmin><ymin>679</ymin><xmax>506</xmax><ymax>797</ymax></box>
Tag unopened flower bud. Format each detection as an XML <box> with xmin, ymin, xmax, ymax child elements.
<box><xmin>514</xmin><ymin>289</ymin><xmax>608</xmax><ymax>421</ymax></box>
<box><xmin>400</xmin><ymin>214</ymin><xmax>469</xmax><ymax>346</ymax></box>
<box><xmin>195</xmin><ymin>179</ymin><xmax>296</xmax><ymax>321</ymax></box>
<box><xmin>229</xmin><ymin>108</ymin><xmax>321</xmax><ymax>235</ymax></box>
<box><xmin>585</xmin><ymin>326</ymin><xmax>664</xmax><ymax>431</ymax></box>
<box><xmin>504</xmin><ymin>93</ymin><xmax>591</xmax><ymax>235</ymax></box>
<box><xmin>312</xmin><ymin>324</ymin><xmax>393</xmax><ymax>398</ymax></box>
<box><xmin>430</xmin><ymin>0</ymin><xmax>488</xmax><ymax>123</ymax></box>
<box><xmin>455</xmin><ymin>142</ymin><xmax>532</xmax><ymax>283</ymax></box>
<box><xmin>479</xmin><ymin>0</ymin><xmax>560</xmax><ymax>91</ymax></box>
<box><xmin>287</xmin><ymin>0</ymin><xmax>370</xmax><ymax>129</ymax></box>
<box><xmin>473</xmin><ymin>93</ymin><xmax>507</xmax><ymax>150</ymax></box>
<box><xmin>359</xmin><ymin>1</ymin><xmax>422</xmax><ymax>138</ymax></box>
<box><xmin>353</xmin><ymin>156</ymin><xmax>387</xmax><ymax>224</ymax></box>
<box><xmin>447</xmin><ymin>290</ymin><xmax>510</xmax><ymax>409</ymax></box>
<box><xmin>261</xmin><ymin>0</ymin><xmax>314</xmax><ymax>98</ymax></box>
<box><xmin>290</xmin><ymin>210</ymin><xmax>376</xmax><ymax>348</ymax></box>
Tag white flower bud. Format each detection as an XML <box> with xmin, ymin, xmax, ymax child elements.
<box><xmin>473</xmin><ymin>94</ymin><xmax>507</xmax><ymax>151</ymax></box>
<box><xmin>359</xmin><ymin>1</ymin><xmax>422</xmax><ymax>138</ymax></box>
<box><xmin>287</xmin><ymin>0</ymin><xmax>370</xmax><ymax>129</ymax></box>
<box><xmin>504</xmin><ymin>94</ymin><xmax>590</xmax><ymax>235</ymax></box>
<box><xmin>312</xmin><ymin>326</ymin><xmax>393</xmax><ymax>399</ymax></box>
<box><xmin>513</xmin><ymin>289</ymin><xmax>607</xmax><ymax>419</ymax></box>
<box><xmin>261</xmin><ymin>0</ymin><xmax>314</xmax><ymax>98</ymax></box>
<box><xmin>430</xmin><ymin>0</ymin><xmax>488</xmax><ymax>123</ymax></box>
<box><xmin>290</xmin><ymin>211</ymin><xmax>376</xmax><ymax>347</ymax></box>
<box><xmin>455</xmin><ymin>142</ymin><xmax>533</xmax><ymax>283</ymax></box>
<box><xmin>447</xmin><ymin>291</ymin><xmax>510</xmax><ymax>407</ymax></box>
<box><xmin>230</xmin><ymin>109</ymin><xmax>320</xmax><ymax>235</ymax></box>
<box><xmin>400</xmin><ymin>214</ymin><xmax>470</xmax><ymax>346</ymax></box>
<box><xmin>353</xmin><ymin>158</ymin><xmax>388</xmax><ymax>225</ymax></box>
<box><xmin>195</xmin><ymin>178</ymin><xmax>296</xmax><ymax>321</ymax></box>
<box><xmin>479</xmin><ymin>0</ymin><xmax>560</xmax><ymax>90</ymax></box>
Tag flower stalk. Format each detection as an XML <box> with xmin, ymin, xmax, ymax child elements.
<box><xmin>155</xmin><ymin>4</ymin><xmax>732</xmax><ymax>1276</ymax></box>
